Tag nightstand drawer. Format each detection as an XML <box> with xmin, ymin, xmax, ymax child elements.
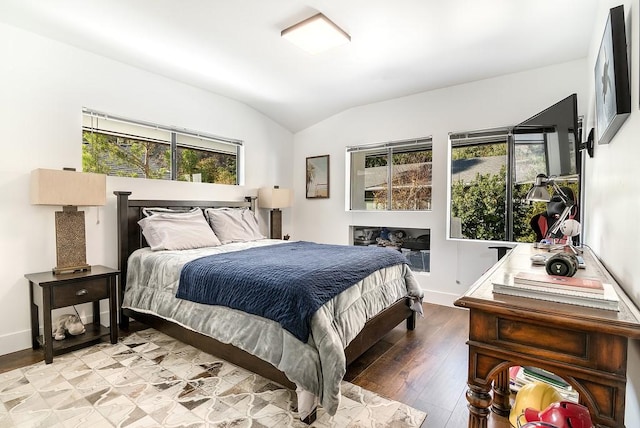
<box><xmin>52</xmin><ymin>279</ymin><xmax>109</xmax><ymax>308</ymax></box>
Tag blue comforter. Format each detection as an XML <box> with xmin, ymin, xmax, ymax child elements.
<box><xmin>176</xmin><ymin>241</ymin><xmax>408</xmax><ymax>342</ymax></box>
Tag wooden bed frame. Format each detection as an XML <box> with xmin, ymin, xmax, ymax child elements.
<box><xmin>114</xmin><ymin>191</ymin><xmax>416</xmax><ymax>413</ymax></box>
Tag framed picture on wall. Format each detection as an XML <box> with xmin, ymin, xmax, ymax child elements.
<box><xmin>594</xmin><ymin>5</ymin><xmax>630</xmax><ymax>145</ymax></box>
<box><xmin>306</xmin><ymin>155</ymin><xmax>330</xmax><ymax>199</ymax></box>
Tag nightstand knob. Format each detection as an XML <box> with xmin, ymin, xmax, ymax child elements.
<box><xmin>76</xmin><ymin>289</ymin><xmax>88</xmax><ymax>296</ymax></box>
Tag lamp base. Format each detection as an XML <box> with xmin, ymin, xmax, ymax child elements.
<box><xmin>269</xmin><ymin>208</ymin><xmax>282</xmax><ymax>240</ymax></box>
<box><xmin>54</xmin><ymin>206</ymin><xmax>89</xmax><ymax>275</ymax></box>
<box><xmin>53</xmin><ymin>264</ymin><xmax>91</xmax><ymax>275</ymax></box>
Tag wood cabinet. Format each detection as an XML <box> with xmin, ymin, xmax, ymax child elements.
<box><xmin>454</xmin><ymin>244</ymin><xmax>640</xmax><ymax>427</ymax></box>
<box><xmin>25</xmin><ymin>265</ymin><xmax>119</xmax><ymax>364</ymax></box>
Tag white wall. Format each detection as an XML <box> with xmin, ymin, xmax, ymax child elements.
<box><xmin>0</xmin><ymin>23</ymin><xmax>294</xmax><ymax>354</ymax></box>
<box><xmin>582</xmin><ymin>0</ymin><xmax>640</xmax><ymax>424</ymax></box>
<box><xmin>583</xmin><ymin>0</ymin><xmax>640</xmax><ymax>310</ymax></box>
<box><xmin>292</xmin><ymin>59</ymin><xmax>588</xmax><ymax>306</ymax></box>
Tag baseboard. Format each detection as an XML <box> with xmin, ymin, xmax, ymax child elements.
<box><xmin>0</xmin><ymin>328</ymin><xmax>33</xmax><ymax>357</ymax></box>
<box><xmin>422</xmin><ymin>289</ymin><xmax>461</xmax><ymax>308</ymax></box>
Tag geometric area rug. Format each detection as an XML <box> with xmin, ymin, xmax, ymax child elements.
<box><xmin>0</xmin><ymin>329</ymin><xmax>427</xmax><ymax>427</ymax></box>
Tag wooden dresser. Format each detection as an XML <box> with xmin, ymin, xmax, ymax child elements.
<box><xmin>454</xmin><ymin>244</ymin><xmax>640</xmax><ymax>428</ymax></box>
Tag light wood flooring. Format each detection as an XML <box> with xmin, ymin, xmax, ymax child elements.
<box><xmin>0</xmin><ymin>303</ymin><xmax>510</xmax><ymax>427</ymax></box>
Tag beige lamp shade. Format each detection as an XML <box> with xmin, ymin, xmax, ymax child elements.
<box><xmin>30</xmin><ymin>168</ymin><xmax>106</xmax><ymax>206</ymax></box>
<box><xmin>30</xmin><ymin>168</ymin><xmax>106</xmax><ymax>274</ymax></box>
<box><xmin>258</xmin><ymin>186</ymin><xmax>292</xmax><ymax>209</ymax></box>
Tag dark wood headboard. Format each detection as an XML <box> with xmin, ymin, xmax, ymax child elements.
<box><xmin>113</xmin><ymin>191</ymin><xmax>256</xmax><ymax>326</ymax></box>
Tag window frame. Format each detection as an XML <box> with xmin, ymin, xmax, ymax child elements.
<box><xmin>346</xmin><ymin>137</ymin><xmax>433</xmax><ymax>212</ymax></box>
<box><xmin>82</xmin><ymin>108</ymin><xmax>243</xmax><ymax>184</ymax></box>
<box><xmin>448</xmin><ymin>129</ymin><xmax>508</xmax><ymax>241</ymax></box>
<box><xmin>447</xmin><ymin>127</ymin><xmax>581</xmax><ymax>243</ymax></box>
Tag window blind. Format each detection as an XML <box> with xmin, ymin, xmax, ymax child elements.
<box><xmin>449</xmin><ymin>128</ymin><xmax>510</xmax><ymax>147</ymax></box>
<box><xmin>82</xmin><ymin>108</ymin><xmax>242</xmax><ymax>153</ymax></box>
<box><xmin>347</xmin><ymin>136</ymin><xmax>432</xmax><ymax>152</ymax></box>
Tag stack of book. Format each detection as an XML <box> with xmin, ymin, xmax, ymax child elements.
<box><xmin>509</xmin><ymin>365</ymin><xmax>579</xmax><ymax>402</ymax></box>
<box><xmin>492</xmin><ymin>271</ymin><xmax>619</xmax><ymax>311</ymax></box>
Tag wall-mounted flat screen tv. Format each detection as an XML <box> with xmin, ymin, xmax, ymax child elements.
<box><xmin>513</xmin><ymin>94</ymin><xmax>579</xmax><ymax>183</ymax></box>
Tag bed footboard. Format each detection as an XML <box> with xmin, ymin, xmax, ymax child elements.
<box><xmin>345</xmin><ymin>297</ymin><xmax>415</xmax><ymax>364</ymax></box>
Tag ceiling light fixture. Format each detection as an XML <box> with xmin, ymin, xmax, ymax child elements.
<box><xmin>281</xmin><ymin>13</ymin><xmax>350</xmax><ymax>54</ymax></box>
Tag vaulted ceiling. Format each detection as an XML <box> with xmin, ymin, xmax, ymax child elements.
<box><xmin>0</xmin><ymin>0</ymin><xmax>601</xmax><ymax>132</ymax></box>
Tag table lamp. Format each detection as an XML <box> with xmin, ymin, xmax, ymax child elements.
<box><xmin>258</xmin><ymin>186</ymin><xmax>292</xmax><ymax>239</ymax></box>
<box><xmin>30</xmin><ymin>168</ymin><xmax>106</xmax><ymax>274</ymax></box>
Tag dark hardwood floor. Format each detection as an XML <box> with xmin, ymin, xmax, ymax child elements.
<box><xmin>0</xmin><ymin>303</ymin><xmax>510</xmax><ymax>427</ymax></box>
<box><xmin>346</xmin><ymin>302</ymin><xmax>510</xmax><ymax>427</ymax></box>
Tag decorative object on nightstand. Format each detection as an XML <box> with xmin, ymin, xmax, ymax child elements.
<box><xmin>258</xmin><ymin>186</ymin><xmax>292</xmax><ymax>239</ymax></box>
<box><xmin>25</xmin><ymin>265</ymin><xmax>119</xmax><ymax>364</ymax></box>
<box><xmin>52</xmin><ymin>313</ymin><xmax>85</xmax><ymax>341</ymax></box>
<box><xmin>30</xmin><ymin>168</ymin><xmax>106</xmax><ymax>274</ymax></box>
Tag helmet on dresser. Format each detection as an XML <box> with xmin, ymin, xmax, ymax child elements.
<box><xmin>510</xmin><ymin>382</ymin><xmax>562</xmax><ymax>427</ymax></box>
<box><xmin>523</xmin><ymin>401</ymin><xmax>593</xmax><ymax>428</ymax></box>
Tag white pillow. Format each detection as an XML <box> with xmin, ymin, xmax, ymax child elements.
<box><xmin>138</xmin><ymin>207</ymin><xmax>222</xmax><ymax>250</ymax></box>
<box><xmin>142</xmin><ymin>207</ymin><xmax>198</xmax><ymax>217</ymax></box>
<box><xmin>204</xmin><ymin>207</ymin><xmax>265</xmax><ymax>244</ymax></box>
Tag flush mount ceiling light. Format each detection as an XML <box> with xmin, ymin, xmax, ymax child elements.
<box><xmin>281</xmin><ymin>13</ymin><xmax>350</xmax><ymax>54</ymax></box>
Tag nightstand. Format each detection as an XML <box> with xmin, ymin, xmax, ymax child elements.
<box><xmin>25</xmin><ymin>265</ymin><xmax>119</xmax><ymax>364</ymax></box>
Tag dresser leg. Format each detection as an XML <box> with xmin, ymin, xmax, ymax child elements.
<box><xmin>492</xmin><ymin>368</ymin><xmax>511</xmax><ymax>416</ymax></box>
<box><xmin>466</xmin><ymin>385</ymin><xmax>491</xmax><ymax>428</ymax></box>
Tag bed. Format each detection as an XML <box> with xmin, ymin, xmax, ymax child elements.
<box><xmin>114</xmin><ymin>191</ymin><xmax>424</xmax><ymax>422</ymax></box>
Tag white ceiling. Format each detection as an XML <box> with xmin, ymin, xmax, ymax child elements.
<box><xmin>0</xmin><ymin>0</ymin><xmax>601</xmax><ymax>133</ymax></box>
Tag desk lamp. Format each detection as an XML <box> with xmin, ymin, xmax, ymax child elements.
<box><xmin>525</xmin><ymin>174</ymin><xmax>582</xmax><ymax>254</ymax></box>
<box><xmin>525</xmin><ymin>174</ymin><xmax>576</xmax><ymax>240</ymax></box>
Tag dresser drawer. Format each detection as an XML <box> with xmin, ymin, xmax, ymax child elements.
<box><xmin>51</xmin><ymin>278</ymin><xmax>109</xmax><ymax>308</ymax></box>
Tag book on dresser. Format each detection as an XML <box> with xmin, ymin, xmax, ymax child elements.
<box><xmin>513</xmin><ymin>272</ymin><xmax>604</xmax><ymax>294</ymax></box>
<box><xmin>509</xmin><ymin>366</ymin><xmax>579</xmax><ymax>402</ymax></box>
<box><xmin>491</xmin><ymin>273</ymin><xmax>620</xmax><ymax>311</ymax></box>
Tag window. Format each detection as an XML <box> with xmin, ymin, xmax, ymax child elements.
<box><xmin>348</xmin><ymin>137</ymin><xmax>432</xmax><ymax>211</ymax></box>
<box><xmin>82</xmin><ymin>109</ymin><xmax>241</xmax><ymax>184</ymax></box>
<box><xmin>449</xmin><ymin>129</ymin><xmax>579</xmax><ymax>242</ymax></box>
<box><xmin>175</xmin><ymin>134</ymin><xmax>238</xmax><ymax>184</ymax></box>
